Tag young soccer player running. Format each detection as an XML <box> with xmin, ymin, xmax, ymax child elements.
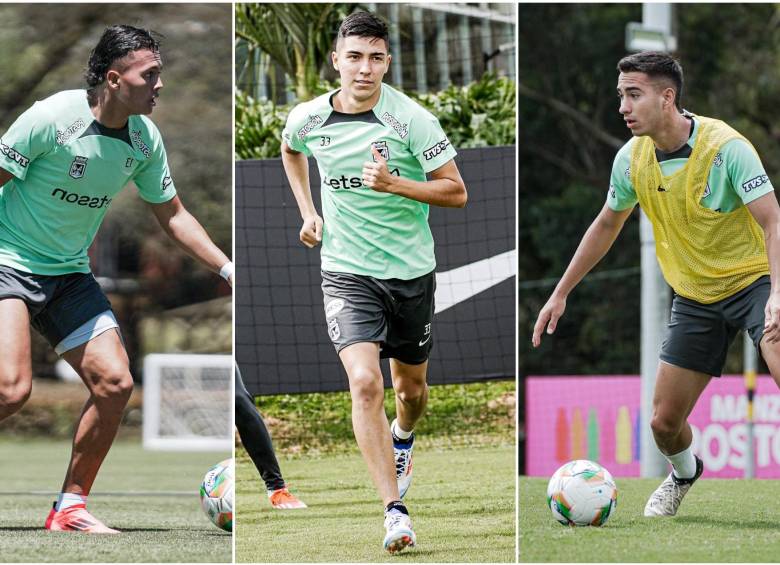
<box><xmin>235</xmin><ymin>365</ymin><xmax>306</xmax><ymax>509</ymax></box>
<box><xmin>281</xmin><ymin>11</ymin><xmax>466</xmax><ymax>553</ymax></box>
<box><xmin>533</xmin><ymin>51</ymin><xmax>780</xmax><ymax>517</ymax></box>
<box><xmin>0</xmin><ymin>25</ymin><xmax>232</xmax><ymax>533</ymax></box>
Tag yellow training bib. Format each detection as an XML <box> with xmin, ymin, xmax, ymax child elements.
<box><xmin>630</xmin><ymin>116</ymin><xmax>769</xmax><ymax>303</ymax></box>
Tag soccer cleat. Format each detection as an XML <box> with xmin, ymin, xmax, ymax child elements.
<box><xmin>383</xmin><ymin>510</ymin><xmax>416</xmax><ymax>554</ymax></box>
<box><xmin>644</xmin><ymin>455</ymin><xmax>704</xmax><ymax>517</ymax></box>
<box><xmin>44</xmin><ymin>502</ymin><xmax>120</xmax><ymax>534</ymax></box>
<box><xmin>269</xmin><ymin>487</ymin><xmax>307</xmax><ymax>509</ymax></box>
<box><xmin>392</xmin><ymin>423</ymin><xmax>414</xmax><ymax>499</ymax></box>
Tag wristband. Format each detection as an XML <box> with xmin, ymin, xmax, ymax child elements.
<box><xmin>219</xmin><ymin>261</ymin><xmax>234</xmax><ymax>281</ymax></box>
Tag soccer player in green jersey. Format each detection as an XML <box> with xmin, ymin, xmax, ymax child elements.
<box><xmin>0</xmin><ymin>25</ymin><xmax>232</xmax><ymax>533</ymax></box>
<box><xmin>281</xmin><ymin>12</ymin><xmax>466</xmax><ymax>554</ymax></box>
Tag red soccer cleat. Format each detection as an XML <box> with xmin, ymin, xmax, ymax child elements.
<box><xmin>269</xmin><ymin>487</ymin><xmax>307</xmax><ymax>509</ymax></box>
<box><xmin>44</xmin><ymin>502</ymin><xmax>120</xmax><ymax>534</ymax></box>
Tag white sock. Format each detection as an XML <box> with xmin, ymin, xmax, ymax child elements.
<box><xmin>55</xmin><ymin>492</ymin><xmax>87</xmax><ymax>511</ymax></box>
<box><xmin>391</xmin><ymin>418</ymin><xmax>412</xmax><ymax>440</ymax></box>
<box><xmin>667</xmin><ymin>445</ymin><xmax>697</xmax><ymax>479</ymax></box>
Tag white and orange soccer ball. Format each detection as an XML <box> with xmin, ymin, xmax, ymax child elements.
<box><xmin>546</xmin><ymin>459</ymin><xmax>617</xmax><ymax>527</ymax></box>
<box><xmin>199</xmin><ymin>459</ymin><xmax>233</xmax><ymax>532</ymax></box>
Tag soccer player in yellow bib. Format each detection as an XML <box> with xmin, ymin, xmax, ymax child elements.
<box><xmin>533</xmin><ymin>52</ymin><xmax>780</xmax><ymax>517</ymax></box>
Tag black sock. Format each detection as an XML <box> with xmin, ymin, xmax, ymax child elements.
<box><xmin>385</xmin><ymin>500</ymin><xmax>408</xmax><ymax>515</ymax></box>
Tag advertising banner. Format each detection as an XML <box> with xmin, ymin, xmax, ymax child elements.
<box><xmin>526</xmin><ymin>375</ymin><xmax>780</xmax><ymax>478</ymax></box>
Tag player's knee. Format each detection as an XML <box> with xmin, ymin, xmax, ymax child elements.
<box><xmin>0</xmin><ymin>377</ymin><xmax>31</xmax><ymax>413</ymax></box>
<box><xmin>396</xmin><ymin>381</ymin><xmax>426</xmax><ymax>405</ymax></box>
<box><xmin>91</xmin><ymin>367</ymin><xmax>134</xmax><ymax>403</ymax></box>
<box><xmin>349</xmin><ymin>368</ymin><xmax>383</xmax><ymax>408</ymax></box>
<box><xmin>650</xmin><ymin>412</ymin><xmax>683</xmax><ymax>440</ymax></box>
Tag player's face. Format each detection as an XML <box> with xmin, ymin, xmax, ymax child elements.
<box><xmin>332</xmin><ymin>36</ymin><xmax>391</xmax><ymax>103</ymax></box>
<box><xmin>112</xmin><ymin>49</ymin><xmax>163</xmax><ymax>116</ymax></box>
<box><xmin>617</xmin><ymin>72</ymin><xmax>668</xmax><ymax>137</ymax></box>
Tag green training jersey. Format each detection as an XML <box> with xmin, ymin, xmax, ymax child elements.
<box><xmin>282</xmin><ymin>83</ymin><xmax>457</xmax><ymax>280</ymax></box>
<box><xmin>608</xmin><ymin>115</ymin><xmax>773</xmax><ymax>212</ymax></box>
<box><xmin>0</xmin><ymin>89</ymin><xmax>176</xmax><ymax>275</ymax></box>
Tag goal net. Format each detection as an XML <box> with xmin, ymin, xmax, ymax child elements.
<box><xmin>142</xmin><ymin>353</ymin><xmax>232</xmax><ymax>451</ymax></box>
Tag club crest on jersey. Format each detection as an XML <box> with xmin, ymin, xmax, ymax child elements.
<box><xmin>69</xmin><ymin>156</ymin><xmax>88</xmax><ymax>179</ymax></box>
<box><xmin>328</xmin><ymin>318</ymin><xmax>341</xmax><ymax>341</ymax></box>
<box><xmin>372</xmin><ymin>141</ymin><xmax>389</xmax><ymax>161</ymax></box>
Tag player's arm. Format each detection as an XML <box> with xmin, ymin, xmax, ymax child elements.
<box><xmin>281</xmin><ymin>141</ymin><xmax>322</xmax><ymax>248</ymax></box>
<box><xmin>148</xmin><ymin>195</ymin><xmax>233</xmax><ymax>286</ymax></box>
<box><xmin>0</xmin><ymin>168</ymin><xmax>14</xmax><ymax>186</ymax></box>
<box><xmin>747</xmin><ymin>193</ymin><xmax>780</xmax><ymax>343</ymax></box>
<box><xmin>531</xmin><ymin>203</ymin><xmax>634</xmax><ymax>347</ymax></box>
<box><xmin>362</xmin><ymin>148</ymin><xmax>467</xmax><ymax>208</ymax></box>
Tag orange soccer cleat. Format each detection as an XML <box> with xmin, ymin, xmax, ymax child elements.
<box><xmin>44</xmin><ymin>503</ymin><xmax>120</xmax><ymax>534</ymax></box>
<box><xmin>269</xmin><ymin>487</ymin><xmax>307</xmax><ymax>509</ymax></box>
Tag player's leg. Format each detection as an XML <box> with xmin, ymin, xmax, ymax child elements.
<box><xmin>340</xmin><ymin>341</ymin><xmax>399</xmax><ymax>505</ymax></box>
<box><xmin>0</xmin><ymin>298</ymin><xmax>33</xmax><ymax>421</ymax></box>
<box><xmin>234</xmin><ymin>365</ymin><xmax>305</xmax><ymax>509</ymax></box>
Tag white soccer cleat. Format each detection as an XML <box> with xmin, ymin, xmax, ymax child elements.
<box><xmin>644</xmin><ymin>455</ymin><xmax>703</xmax><ymax>517</ymax></box>
<box><xmin>383</xmin><ymin>510</ymin><xmax>416</xmax><ymax>554</ymax></box>
<box><xmin>391</xmin><ymin>420</ymin><xmax>414</xmax><ymax>499</ymax></box>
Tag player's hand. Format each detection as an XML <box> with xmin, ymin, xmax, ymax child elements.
<box><xmin>764</xmin><ymin>292</ymin><xmax>780</xmax><ymax>343</ymax></box>
<box><xmin>300</xmin><ymin>215</ymin><xmax>323</xmax><ymax>248</ymax></box>
<box><xmin>532</xmin><ymin>294</ymin><xmax>566</xmax><ymax>348</ymax></box>
<box><xmin>362</xmin><ymin>146</ymin><xmax>395</xmax><ymax>192</ymax></box>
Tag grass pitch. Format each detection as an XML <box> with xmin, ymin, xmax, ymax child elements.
<box><xmin>236</xmin><ymin>444</ymin><xmax>515</xmax><ymax>562</ymax></box>
<box><xmin>520</xmin><ymin>476</ymin><xmax>780</xmax><ymax>562</ymax></box>
<box><xmin>0</xmin><ymin>439</ymin><xmax>231</xmax><ymax>563</ymax></box>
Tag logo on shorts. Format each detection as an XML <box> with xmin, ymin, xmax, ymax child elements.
<box><xmin>69</xmin><ymin>156</ymin><xmax>88</xmax><ymax>179</ymax></box>
<box><xmin>325</xmin><ymin>298</ymin><xmax>345</xmax><ymax>318</ymax></box>
<box><xmin>328</xmin><ymin>318</ymin><xmax>341</xmax><ymax>341</ymax></box>
<box><xmin>371</xmin><ymin>141</ymin><xmax>389</xmax><ymax>161</ymax></box>
<box><xmin>418</xmin><ymin>323</ymin><xmax>431</xmax><ymax>347</ymax></box>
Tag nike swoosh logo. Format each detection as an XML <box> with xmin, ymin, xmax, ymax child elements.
<box><xmin>418</xmin><ymin>336</ymin><xmax>431</xmax><ymax>346</ymax></box>
<box><xmin>434</xmin><ymin>249</ymin><xmax>516</xmax><ymax>314</ymax></box>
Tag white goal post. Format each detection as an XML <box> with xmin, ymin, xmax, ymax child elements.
<box><xmin>143</xmin><ymin>353</ymin><xmax>233</xmax><ymax>451</ymax></box>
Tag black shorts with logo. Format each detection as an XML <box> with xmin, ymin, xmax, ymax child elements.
<box><xmin>660</xmin><ymin>275</ymin><xmax>768</xmax><ymax>377</ymax></box>
<box><xmin>321</xmin><ymin>269</ymin><xmax>436</xmax><ymax>365</ymax></box>
<box><xmin>0</xmin><ymin>265</ymin><xmax>112</xmax><ymax>348</ymax></box>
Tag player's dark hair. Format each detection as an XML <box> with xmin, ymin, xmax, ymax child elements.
<box><xmin>337</xmin><ymin>11</ymin><xmax>389</xmax><ymax>51</ymax></box>
<box><xmin>86</xmin><ymin>25</ymin><xmax>161</xmax><ymax>105</ymax></box>
<box><xmin>617</xmin><ymin>51</ymin><xmax>684</xmax><ymax>111</ymax></box>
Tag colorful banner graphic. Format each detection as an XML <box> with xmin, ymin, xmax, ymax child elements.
<box><xmin>525</xmin><ymin>375</ymin><xmax>780</xmax><ymax>478</ymax></box>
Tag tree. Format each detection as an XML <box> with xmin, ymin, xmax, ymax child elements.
<box><xmin>235</xmin><ymin>3</ymin><xmax>359</xmax><ymax>101</ymax></box>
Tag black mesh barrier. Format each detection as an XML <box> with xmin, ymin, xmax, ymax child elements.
<box><xmin>237</xmin><ymin>145</ymin><xmax>515</xmax><ymax>395</ymax></box>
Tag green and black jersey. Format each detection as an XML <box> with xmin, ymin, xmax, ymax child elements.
<box><xmin>0</xmin><ymin>89</ymin><xmax>176</xmax><ymax>275</ymax></box>
<box><xmin>283</xmin><ymin>83</ymin><xmax>457</xmax><ymax>280</ymax></box>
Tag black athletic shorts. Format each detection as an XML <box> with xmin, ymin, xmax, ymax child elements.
<box><xmin>660</xmin><ymin>275</ymin><xmax>768</xmax><ymax>377</ymax></box>
<box><xmin>321</xmin><ymin>269</ymin><xmax>435</xmax><ymax>365</ymax></box>
<box><xmin>0</xmin><ymin>265</ymin><xmax>112</xmax><ymax>348</ymax></box>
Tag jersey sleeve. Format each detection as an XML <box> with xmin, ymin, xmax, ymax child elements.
<box><xmin>722</xmin><ymin>138</ymin><xmax>774</xmax><ymax>206</ymax></box>
<box><xmin>281</xmin><ymin>104</ymin><xmax>313</xmax><ymax>157</ymax></box>
<box><xmin>132</xmin><ymin>126</ymin><xmax>177</xmax><ymax>204</ymax></box>
<box><xmin>409</xmin><ymin>112</ymin><xmax>457</xmax><ymax>173</ymax></box>
<box><xmin>0</xmin><ymin>101</ymin><xmax>56</xmax><ymax>180</ymax></box>
<box><xmin>607</xmin><ymin>141</ymin><xmax>638</xmax><ymax>211</ymax></box>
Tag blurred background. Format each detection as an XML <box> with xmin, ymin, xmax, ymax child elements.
<box><xmin>520</xmin><ymin>2</ymin><xmax>780</xmax><ymax>481</ymax></box>
<box><xmin>234</xmin><ymin>3</ymin><xmax>516</xmax><ymax>562</ymax></box>
<box><xmin>0</xmin><ymin>5</ymin><xmax>232</xmax><ymax>561</ymax></box>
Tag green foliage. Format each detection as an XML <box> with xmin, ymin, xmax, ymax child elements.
<box><xmin>235</xmin><ymin>3</ymin><xmax>357</xmax><ymax>101</ymax></box>
<box><xmin>252</xmin><ymin>380</ymin><xmax>515</xmax><ymax>456</ymax></box>
<box><xmin>412</xmin><ymin>73</ymin><xmax>517</xmax><ymax>148</ymax></box>
<box><xmin>235</xmin><ymin>74</ymin><xmax>516</xmax><ymax>159</ymax></box>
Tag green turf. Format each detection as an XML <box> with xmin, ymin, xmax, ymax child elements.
<box><xmin>0</xmin><ymin>439</ymin><xmax>231</xmax><ymax>563</ymax></box>
<box><xmin>520</xmin><ymin>476</ymin><xmax>780</xmax><ymax>562</ymax></box>
<box><xmin>236</xmin><ymin>445</ymin><xmax>515</xmax><ymax>562</ymax></box>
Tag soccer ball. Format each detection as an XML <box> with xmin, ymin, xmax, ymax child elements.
<box><xmin>546</xmin><ymin>459</ymin><xmax>617</xmax><ymax>527</ymax></box>
<box><xmin>199</xmin><ymin>459</ymin><xmax>233</xmax><ymax>532</ymax></box>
